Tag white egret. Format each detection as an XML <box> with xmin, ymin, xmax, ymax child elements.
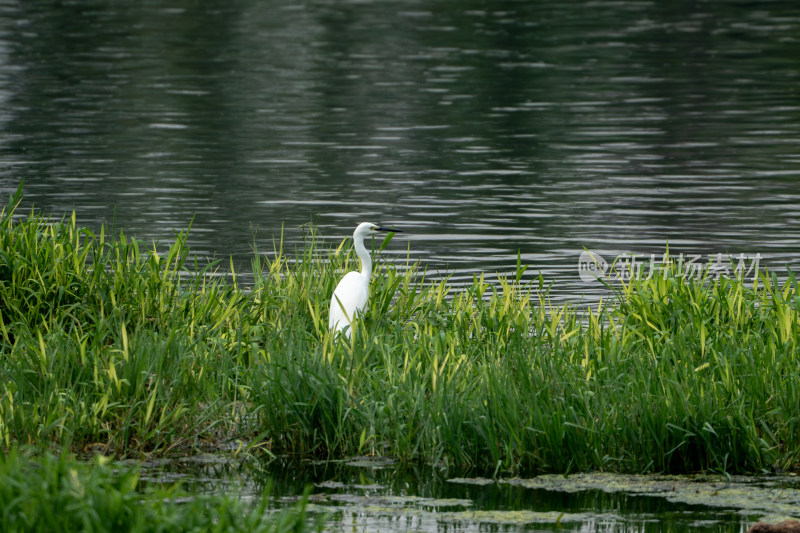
<box><xmin>329</xmin><ymin>222</ymin><xmax>400</xmax><ymax>338</ymax></box>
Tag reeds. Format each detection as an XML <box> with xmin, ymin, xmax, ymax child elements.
<box><xmin>1</xmin><ymin>188</ymin><xmax>798</xmax><ymax>475</ymax></box>
<box><xmin>0</xmin><ymin>187</ymin><xmax>246</xmax><ymax>454</ymax></box>
<box><xmin>0</xmin><ymin>450</ymin><xmax>316</xmax><ymax>532</ymax></box>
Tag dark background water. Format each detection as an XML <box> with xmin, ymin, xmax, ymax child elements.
<box><xmin>140</xmin><ymin>456</ymin><xmax>765</xmax><ymax>532</ymax></box>
<box><xmin>1</xmin><ymin>0</ymin><xmax>799</xmax><ymax>302</ymax></box>
<box><xmin>3</xmin><ymin>3</ymin><xmax>799</xmax><ymax>528</ymax></box>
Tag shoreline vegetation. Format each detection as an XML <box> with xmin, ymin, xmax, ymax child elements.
<box><xmin>0</xmin><ymin>450</ymin><xmax>318</xmax><ymax>533</ymax></box>
<box><xmin>1</xmin><ymin>188</ymin><xmax>799</xmax><ymax>527</ymax></box>
<box><xmin>1</xmin><ymin>189</ymin><xmax>799</xmax><ymax>474</ymax></box>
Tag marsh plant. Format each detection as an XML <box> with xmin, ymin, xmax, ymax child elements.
<box><xmin>0</xmin><ymin>451</ymin><xmax>316</xmax><ymax>533</ymax></box>
<box><xmin>1</xmin><ymin>187</ymin><xmax>798</xmax><ymax>475</ymax></box>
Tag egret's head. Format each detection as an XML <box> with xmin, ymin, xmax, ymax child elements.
<box><xmin>353</xmin><ymin>222</ymin><xmax>401</xmax><ymax>238</ymax></box>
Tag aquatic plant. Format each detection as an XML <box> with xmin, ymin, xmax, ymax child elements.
<box><xmin>0</xmin><ymin>186</ymin><xmax>248</xmax><ymax>455</ymax></box>
<box><xmin>1</xmin><ymin>187</ymin><xmax>798</xmax><ymax>475</ymax></box>
<box><xmin>247</xmin><ymin>234</ymin><xmax>800</xmax><ymax>475</ymax></box>
<box><xmin>0</xmin><ymin>450</ymin><xmax>317</xmax><ymax>533</ymax></box>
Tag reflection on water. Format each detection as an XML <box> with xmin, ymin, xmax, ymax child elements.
<box><xmin>4</xmin><ymin>4</ymin><xmax>798</xmax><ymax>528</ymax></box>
<box><xmin>2</xmin><ymin>0</ymin><xmax>800</xmax><ymax>305</ymax></box>
<box><xmin>139</xmin><ymin>455</ymin><xmax>768</xmax><ymax>532</ymax></box>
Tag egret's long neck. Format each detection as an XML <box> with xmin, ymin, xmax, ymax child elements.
<box><xmin>354</xmin><ymin>235</ymin><xmax>372</xmax><ymax>279</ymax></box>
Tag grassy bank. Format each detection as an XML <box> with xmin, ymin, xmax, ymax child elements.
<box><xmin>0</xmin><ymin>450</ymin><xmax>316</xmax><ymax>533</ymax></box>
<box><xmin>1</xmin><ymin>190</ymin><xmax>798</xmax><ymax>475</ymax></box>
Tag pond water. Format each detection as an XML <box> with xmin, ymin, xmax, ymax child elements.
<box><xmin>138</xmin><ymin>454</ymin><xmax>798</xmax><ymax>532</ymax></box>
<box><xmin>2</xmin><ymin>1</ymin><xmax>800</xmax><ymax>305</ymax></box>
<box><xmin>3</xmin><ymin>1</ymin><xmax>800</xmax><ymax>528</ymax></box>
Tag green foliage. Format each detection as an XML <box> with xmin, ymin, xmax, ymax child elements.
<box><xmin>0</xmin><ymin>450</ymin><xmax>316</xmax><ymax>533</ymax></box>
<box><xmin>1</xmin><ymin>189</ymin><xmax>799</xmax><ymax>475</ymax></box>
<box><xmin>0</xmin><ymin>188</ymin><xmax>246</xmax><ymax>454</ymax></box>
<box><xmin>246</xmin><ymin>236</ymin><xmax>800</xmax><ymax>475</ymax></box>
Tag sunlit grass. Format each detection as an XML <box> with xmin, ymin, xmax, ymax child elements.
<box><xmin>1</xmin><ymin>185</ymin><xmax>798</xmax><ymax>475</ymax></box>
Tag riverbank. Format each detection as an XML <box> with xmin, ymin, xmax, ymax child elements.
<box><xmin>1</xmin><ymin>190</ymin><xmax>798</xmax><ymax>475</ymax></box>
<box><xmin>0</xmin><ymin>450</ymin><xmax>319</xmax><ymax>533</ymax></box>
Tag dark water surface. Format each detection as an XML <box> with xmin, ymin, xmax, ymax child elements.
<box><xmin>2</xmin><ymin>1</ymin><xmax>800</xmax><ymax>302</ymax></box>
<box><xmin>139</xmin><ymin>455</ymin><xmax>784</xmax><ymax>532</ymax></box>
<box><xmin>3</xmin><ymin>2</ymin><xmax>800</xmax><ymax>529</ymax></box>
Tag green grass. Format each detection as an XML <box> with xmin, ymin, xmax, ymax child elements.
<box><xmin>1</xmin><ymin>185</ymin><xmax>799</xmax><ymax>475</ymax></box>
<box><xmin>0</xmin><ymin>450</ymin><xmax>317</xmax><ymax>533</ymax></box>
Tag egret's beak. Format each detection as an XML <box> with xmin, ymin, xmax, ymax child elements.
<box><xmin>375</xmin><ymin>226</ymin><xmax>402</xmax><ymax>233</ymax></box>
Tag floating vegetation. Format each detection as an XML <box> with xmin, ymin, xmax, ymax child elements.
<box><xmin>447</xmin><ymin>473</ymin><xmax>800</xmax><ymax>523</ymax></box>
<box><xmin>345</xmin><ymin>456</ymin><xmax>397</xmax><ymax>469</ymax></box>
<box><xmin>318</xmin><ymin>505</ymin><xmax>620</xmax><ymax>527</ymax></box>
<box><xmin>446</xmin><ymin>477</ymin><xmax>496</xmax><ymax>486</ymax></box>
<box><xmin>318</xmin><ymin>493</ymin><xmax>472</xmax><ymax>509</ymax></box>
<box><xmin>302</xmin><ymin>487</ymin><xmax>613</xmax><ymax>529</ymax></box>
<box><xmin>434</xmin><ymin>509</ymin><xmax>620</xmax><ymax>526</ymax></box>
<box><xmin>315</xmin><ymin>480</ymin><xmax>384</xmax><ymax>490</ymax></box>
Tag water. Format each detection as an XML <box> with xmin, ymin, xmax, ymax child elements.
<box><xmin>2</xmin><ymin>2</ymin><xmax>800</xmax><ymax>528</ymax></box>
<box><xmin>139</xmin><ymin>455</ymin><xmax>786</xmax><ymax>532</ymax></box>
<box><xmin>2</xmin><ymin>1</ymin><xmax>800</xmax><ymax>303</ymax></box>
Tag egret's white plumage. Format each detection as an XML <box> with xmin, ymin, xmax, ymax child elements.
<box><xmin>329</xmin><ymin>222</ymin><xmax>398</xmax><ymax>338</ymax></box>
